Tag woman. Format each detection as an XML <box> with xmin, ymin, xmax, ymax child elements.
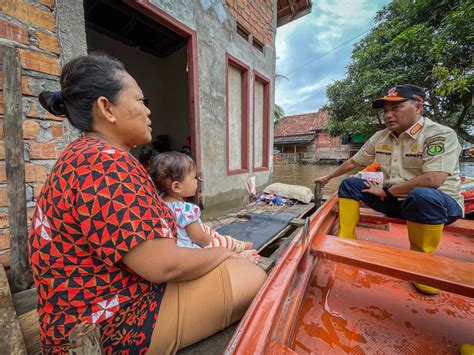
<box><xmin>28</xmin><ymin>53</ymin><xmax>266</xmax><ymax>354</ymax></box>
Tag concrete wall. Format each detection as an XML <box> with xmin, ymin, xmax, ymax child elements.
<box><xmin>149</xmin><ymin>0</ymin><xmax>276</xmax><ymax>206</ymax></box>
<box><xmin>86</xmin><ymin>29</ymin><xmax>189</xmax><ymax>153</ymax></box>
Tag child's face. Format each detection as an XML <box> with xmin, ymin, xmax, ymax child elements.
<box><xmin>175</xmin><ymin>168</ymin><xmax>198</xmax><ymax>198</ymax></box>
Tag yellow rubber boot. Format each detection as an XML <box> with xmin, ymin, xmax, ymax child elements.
<box><xmin>338</xmin><ymin>198</ymin><xmax>360</xmax><ymax>239</ymax></box>
<box><xmin>407</xmin><ymin>221</ymin><xmax>443</xmax><ymax>295</ymax></box>
<box><xmin>460</xmin><ymin>344</ymin><xmax>474</xmax><ymax>355</ymax></box>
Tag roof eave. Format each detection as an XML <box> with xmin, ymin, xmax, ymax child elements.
<box><xmin>277</xmin><ymin>0</ymin><xmax>312</xmax><ymax>27</ymax></box>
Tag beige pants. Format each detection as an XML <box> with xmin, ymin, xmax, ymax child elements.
<box><xmin>151</xmin><ymin>262</ymin><xmax>233</xmax><ymax>354</ymax></box>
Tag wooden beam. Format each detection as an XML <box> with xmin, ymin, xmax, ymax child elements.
<box><xmin>359</xmin><ymin>208</ymin><xmax>474</xmax><ymax>236</ymax></box>
<box><xmin>1</xmin><ymin>45</ymin><xmax>31</xmax><ymax>292</ymax></box>
<box><xmin>0</xmin><ymin>265</ymin><xmax>27</xmax><ymax>353</ymax></box>
<box><xmin>311</xmin><ymin>234</ymin><xmax>474</xmax><ymax>297</ymax></box>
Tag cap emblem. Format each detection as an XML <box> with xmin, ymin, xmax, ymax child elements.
<box><xmin>388</xmin><ymin>87</ymin><xmax>398</xmax><ymax>97</ymax></box>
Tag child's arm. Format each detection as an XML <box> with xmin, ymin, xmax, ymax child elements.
<box><xmin>186</xmin><ymin>222</ymin><xmax>212</xmax><ymax>247</ymax></box>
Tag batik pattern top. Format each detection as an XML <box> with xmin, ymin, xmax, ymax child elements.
<box><xmin>28</xmin><ymin>136</ymin><xmax>177</xmax><ymax>353</ymax></box>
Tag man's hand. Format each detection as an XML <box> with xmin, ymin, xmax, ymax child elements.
<box><xmin>362</xmin><ymin>180</ymin><xmax>385</xmax><ymax>197</ymax></box>
<box><xmin>314</xmin><ymin>175</ymin><xmax>331</xmax><ymax>188</ymax></box>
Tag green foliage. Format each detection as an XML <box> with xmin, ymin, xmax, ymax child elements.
<box><xmin>274</xmin><ymin>104</ymin><xmax>285</xmax><ymax>127</ymax></box>
<box><xmin>325</xmin><ymin>0</ymin><xmax>474</xmax><ymax>143</ymax></box>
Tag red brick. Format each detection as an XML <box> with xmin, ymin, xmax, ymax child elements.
<box><xmin>29</xmin><ymin>141</ymin><xmax>57</xmax><ymax>159</ymax></box>
<box><xmin>0</xmin><ymin>187</ymin><xmax>7</xmax><ymax>207</ymax></box>
<box><xmin>36</xmin><ymin>0</ymin><xmax>55</xmax><ymax>9</ymax></box>
<box><xmin>0</xmin><ymin>142</ymin><xmax>4</xmax><ymax>160</ymax></box>
<box><xmin>0</xmin><ymin>166</ymin><xmax>5</xmax><ymax>183</ymax></box>
<box><xmin>26</xmin><ymin>100</ymin><xmax>63</xmax><ymax>121</ymax></box>
<box><xmin>21</xmin><ymin>76</ymin><xmax>33</xmax><ymax>96</ymax></box>
<box><xmin>22</xmin><ymin>119</ymin><xmax>40</xmax><ymax>139</ymax></box>
<box><xmin>33</xmin><ymin>183</ymin><xmax>42</xmax><ymax>199</ymax></box>
<box><xmin>35</xmin><ymin>30</ymin><xmax>60</xmax><ymax>54</ymax></box>
<box><xmin>0</xmin><ymin>230</ymin><xmax>9</xmax><ymax>249</ymax></box>
<box><xmin>0</xmin><ymin>17</ymin><xmax>28</xmax><ymax>44</ymax></box>
<box><xmin>51</xmin><ymin>123</ymin><xmax>63</xmax><ymax>138</ymax></box>
<box><xmin>25</xmin><ymin>163</ymin><xmax>47</xmax><ymax>182</ymax></box>
<box><xmin>0</xmin><ymin>250</ymin><xmax>10</xmax><ymax>266</ymax></box>
<box><xmin>0</xmin><ymin>212</ymin><xmax>8</xmax><ymax>229</ymax></box>
<box><xmin>0</xmin><ymin>118</ymin><xmax>3</xmax><ymax>138</ymax></box>
<box><xmin>19</xmin><ymin>49</ymin><xmax>60</xmax><ymax>76</ymax></box>
<box><xmin>0</xmin><ymin>0</ymin><xmax>56</xmax><ymax>32</ymax></box>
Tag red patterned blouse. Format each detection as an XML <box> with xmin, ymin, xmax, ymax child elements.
<box><xmin>28</xmin><ymin>136</ymin><xmax>176</xmax><ymax>353</ymax></box>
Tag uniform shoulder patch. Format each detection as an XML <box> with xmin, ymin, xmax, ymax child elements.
<box><xmin>424</xmin><ymin>135</ymin><xmax>446</xmax><ymax>146</ymax></box>
<box><xmin>426</xmin><ymin>143</ymin><xmax>445</xmax><ymax>156</ymax></box>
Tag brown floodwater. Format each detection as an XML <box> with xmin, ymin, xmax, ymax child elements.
<box><xmin>202</xmin><ymin>162</ymin><xmax>474</xmax><ymax>220</ymax></box>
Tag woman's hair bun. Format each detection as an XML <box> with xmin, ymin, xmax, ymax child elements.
<box><xmin>38</xmin><ymin>91</ymin><xmax>67</xmax><ymax>116</ymax></box>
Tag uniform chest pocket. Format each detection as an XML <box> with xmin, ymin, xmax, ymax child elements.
<box><xmin>375</xmin><ymin>151</ymin><xmax>392</xmax><ymax>166</ymax></box>
<box><xmin>403</xmin><ymin>146</ymin><xmax>423</xmax><ymax>169</ymax></box>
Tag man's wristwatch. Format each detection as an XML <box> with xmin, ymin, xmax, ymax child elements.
<box><xmin>383</xmin><ymin>183</ymin><xmax>394</xmax><ymax>198</ymax></box>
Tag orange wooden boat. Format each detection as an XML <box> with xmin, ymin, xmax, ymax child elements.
<box><xmin>225</xmin><ymin>194</ymin><xmax>474</xmax><ymax>354</ymax></box>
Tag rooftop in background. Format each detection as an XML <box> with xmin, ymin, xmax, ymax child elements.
<box><xmin>277</xmin><ymin>0</ymin><xmax>313</xmax><ymax>27</ymax></box>
<box><xmin>275</xmin><ymin>110</ymin><xmax>328</xmax><ymax>136</ymax></box>
<box><xmin>274</xmin><ymin>110</ymin><xmax>328</xmax><ymax>145</ymax></box>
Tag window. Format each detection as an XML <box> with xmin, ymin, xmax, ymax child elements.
<box><xmin>253</xmin><ymin>71</ymin><xmax>270</xmax><ymax>171</ymax></box>
<box><xmin>226</xmin><ymin>53</ymin><xmax>250</xmax><ymax>175</ymax></box>
<box><xmin>236</xmin><ymin>22</ymin><xmax>250</xmax><ymax>41</ymax></box>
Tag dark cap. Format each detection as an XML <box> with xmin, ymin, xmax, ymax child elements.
<box><xmin>372</xmin><ymin>84</ymin><xmax>426</xmax><ymax>109</ymax></box>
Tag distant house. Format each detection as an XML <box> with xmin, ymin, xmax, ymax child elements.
<box><xmin>274</xmin><ymin>110</ymin><xmax>351</xmax><ymax>163</ymax></box>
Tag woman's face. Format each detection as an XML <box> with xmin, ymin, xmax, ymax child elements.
<box><xmin>111</xmin><ymin>73</ymin><xmax>152</xmax><ymax>148</ymax></box>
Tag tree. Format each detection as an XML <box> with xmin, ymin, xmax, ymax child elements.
<box><xmin>274</xmin><ymin>73</ymin><xmax>287</xmax><ymax>127</ymax></box>
<box><xmin>274</xmin><ymin>103</ymin><xmax>285</xmax><ymax>127</ymax></box>
<box><xmin>325</xmin><ymin>0</ymin><xmax>473</xmax><ymax>143</ymax></box>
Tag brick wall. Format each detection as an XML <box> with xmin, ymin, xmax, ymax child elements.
<box><xmin>226</xmin><ymin>0</ymin><xmax>275</xmax><ymax>45</ymax></box>
<box><xmin>0</xmin><ymin>0</ymin><xmax>64</xmax><ymax>266</ymax></box>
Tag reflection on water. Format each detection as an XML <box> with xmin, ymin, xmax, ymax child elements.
<box><xmin>271</xmin><ymin>163</ymin><xmax>354</xmax><ymax>196</ymax></box>
<box><xmin>202</xmin><ymin>162</ymin><xmax>474</xmax><ymax>220</ymax></box>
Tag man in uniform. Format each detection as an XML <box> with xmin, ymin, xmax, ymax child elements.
<box><xmin>315</xmin><ymin>84</ymin><xmax>464</xmax><ymax>294</ymax></box>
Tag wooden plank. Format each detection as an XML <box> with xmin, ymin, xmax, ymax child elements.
<box><xmin>360</xmin><ymin>208</ymin><xmax>474</xmax><ymax>236</ymax></box>
<box><xmin>0</xmin><ymin>265</ymin><xmax>27</xmax><ymax>354</ymax></box>
<box><xmin>18</xmin><ymin>310</ymin><xmax>41</xmax><ymax>354</ymax></box>
<box><xmin>257</xmin><ymin>256</ymin><xmax>274</xmax><ymax>273</ymax></box>
<box><xmin>13</xmin><ymin>287</ymin><xmax>37</xmax><ymax>316</ymax></box>
<box><xmin>311</xmin><ymin>235</ymin><xmax>474</xmax><ymax>297</ymax></box>
<box><xmin>2</xmin><ymin>45</ymin><xmax>31</xmax><ymax>292</ymax></box>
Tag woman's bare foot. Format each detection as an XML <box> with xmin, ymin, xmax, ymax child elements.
<box><xmin>243</xmin><ymin>241</ymin><xmax>253</xmax><ymax>250</ymax></box>
<box><xmin>239</xmin><ymin>249</ymin><xmax>260</xmax><ymax>264</ymax></box>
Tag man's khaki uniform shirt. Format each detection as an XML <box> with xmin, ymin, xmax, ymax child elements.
<box><xmin>352</xmin><ymin>117</ymin><xmax>464</xmax><ymax>212</ymax></box>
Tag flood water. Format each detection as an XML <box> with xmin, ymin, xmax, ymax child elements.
<box><xmin>202</xmin><ymin>161</ymin><xmax>474</xmax><ymax>220</ymax></box>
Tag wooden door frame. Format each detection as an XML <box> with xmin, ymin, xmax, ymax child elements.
<box><xmin>124</xmin><ymin>0</ymin><xmax>202</xmax><ymax>203</ymax></box>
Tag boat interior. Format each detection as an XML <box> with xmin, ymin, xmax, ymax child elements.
<box><xmin>227</xmin><ymin>194</ymin><xmax>474</xmax><ymax>354</ymax></box>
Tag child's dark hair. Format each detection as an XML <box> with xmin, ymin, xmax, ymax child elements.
<box><xmin>148</xmin><ymin>152</ymin><xmax>197</xmax><ymax>193</ymax></box>
<box><xmin>38</xmin><ymin>52</ymin><xmax>126</xmax><ymax>131</ymax></box>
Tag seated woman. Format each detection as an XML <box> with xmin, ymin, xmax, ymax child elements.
<box><xmin>28</xmin><ymin>53</ymin><xmax>267</xmax><ymax>354</ymax></box>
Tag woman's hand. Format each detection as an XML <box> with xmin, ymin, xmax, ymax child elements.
<box><xmin>362</xmin><ymin>180</ymin><xmax>385</xmax><ymax>197</ymax></box>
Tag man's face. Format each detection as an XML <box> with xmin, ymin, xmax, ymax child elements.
<box><xmin>382</xmin><ymin>100</ymin><xmax>423</xmax><ymax>135</ymax></box>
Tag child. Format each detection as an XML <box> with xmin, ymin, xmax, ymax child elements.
<box><xmin>149</xmin><ymin>152</ymin><xmax>256</xmax><ymax>255</ymax></box>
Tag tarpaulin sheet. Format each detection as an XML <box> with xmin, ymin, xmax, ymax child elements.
<box><xmin>216</xmin><ymin>212</ymin><xmax>299</xmax><ymax>250</ymax></box>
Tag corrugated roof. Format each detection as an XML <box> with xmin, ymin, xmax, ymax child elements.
<box><xmin>274</xmin><ymin>134</ymin><xmax>315</xmax><ymax>145</ymax></box>
<box><xmin>274</xmin><ymin>110</ymin><xmax>328</xmax><ymax>137</ymax></box>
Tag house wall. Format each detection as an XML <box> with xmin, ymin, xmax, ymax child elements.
<box><xmin>225</xmin><ymin>0</ymin><xmax>275</xmax><ymax>45</ymax></box>
<box><xmin>147</xmin><ymin>0</ymin><xmax>276</xmax><ymax>206</ymax></box>
<box><xmin>0</xmin><ymin>0</ymin><xmax>73</xmax><ymax>267</ymax></box>
<box><xmin>86</xmin><ymin>29</ymin><xmax>189</xmax><ymax>152</ymax></box>
<box><xmin>0</xmin><ymin>0</ymin><xmax>276</xmax><ymax>265</ymax></box>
